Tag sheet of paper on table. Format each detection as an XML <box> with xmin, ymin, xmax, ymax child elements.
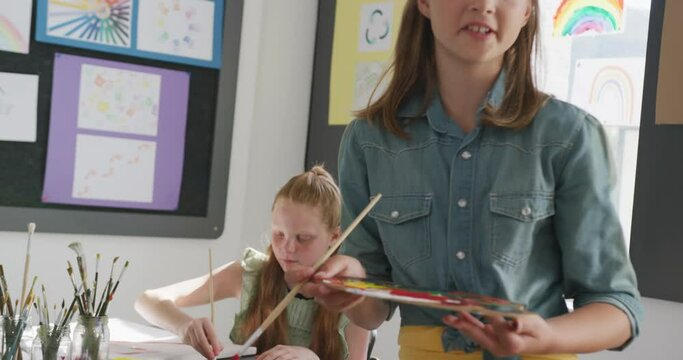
<box><xmin>108</xmin><ymin>318</ymin><xmax>257</xmax><ymax>359</ymax></box>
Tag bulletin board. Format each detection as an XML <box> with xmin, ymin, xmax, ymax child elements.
<box><xmin>307</xmin><ymin>0</ymin><xmax>405</xmax><ymax>178</ymax></box>
<box><xmin>0</xmin><ymin>0</ymin><xmax>243</xmax><ymax>239</ymax></box>
<box><xmin>629</xmin><ymin>0</ymin><xmax>683</xmax><ymax>303</ymax></box>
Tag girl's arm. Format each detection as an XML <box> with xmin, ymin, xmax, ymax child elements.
<box><xmin>134</xmin><ymin>260</ymin><xmax>244</xmax><ymax>358</ymax></box>
<box><xmin>345</xmin><ymin>322</ymin><xmax>371</xmax><ymax>360</ymax></box>
<box><xmin>545</xmin><ymin>302</ymin><xmax>631</xmax><ymax>353</ymax></box>
<box><xmin>292</xmin><ymin>254</ymin><xmax>392</xmax><ymax>330</ymax></box>
<box><xmin>345</xmin><ymin>297</ymin><xmax>391</xmax><ymax>331</ymax></box>
<box><xmin>444</xmin><ymin>302</ymin><xmax>632</xmax><ymax>356</ymax></box>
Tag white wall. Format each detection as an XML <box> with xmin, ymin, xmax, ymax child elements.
<box><xmin>0</xmin><ymin>1</ymin><xmax>677</xmax><ymax>360</ymax></box>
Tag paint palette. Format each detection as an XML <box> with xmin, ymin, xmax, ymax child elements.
<box><xmin>319</xmin><ymin>277</ymin><xmax>531</xmax><ymax>318</ymax></box>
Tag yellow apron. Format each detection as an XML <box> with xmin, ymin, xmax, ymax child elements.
<box><xmin>398</xmin><ymin>326</ymin><xmax>578</xmax><ymax>360</ymax></box>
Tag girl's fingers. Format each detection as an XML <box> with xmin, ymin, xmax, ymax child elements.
<box><xmin>192</xmin><ymin>325</ymin><xmax>214</xmax><ymax>359</ymax></box>
<box><xmin>444</xmin><ymin>314</ymin><xmax>498</xmax><ymax>350</ymax></box>
<box><xmin>202</xmin><ymin>320</ymin><xmax>223</xmax><ymax>354</ymax></box>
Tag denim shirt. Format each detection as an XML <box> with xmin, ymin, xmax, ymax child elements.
<box><xmin>337</xmin><ymin>73</ymin><xmax>642</xmax><ymax>359</ymax></box>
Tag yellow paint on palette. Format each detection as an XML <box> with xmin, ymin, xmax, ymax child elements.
<box><xmin>328</xmin><ymin>0</ymin><xmax>407</xmax><ymax>126</ymax></box>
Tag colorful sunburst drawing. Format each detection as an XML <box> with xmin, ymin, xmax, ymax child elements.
<box><xmin>46</xmin><ymin>0</ymin><xmax>132</xmax><ymax>47</ymax></box>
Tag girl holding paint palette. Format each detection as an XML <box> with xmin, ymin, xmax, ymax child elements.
<box><xmin>135</xmin><ymin>166</ymin><xmax>370</xmax><ymax>360</ymax></box>
<box><xmin>293</xmin><ymin>0</ymin><xmax>643</xmax><ymax>359</ymax></box>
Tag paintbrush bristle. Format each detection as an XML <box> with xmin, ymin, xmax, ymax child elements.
<box><xmin>68</xmin><ymin>242</ymin><xmax>84</xmax><ymax>257</ymax></box>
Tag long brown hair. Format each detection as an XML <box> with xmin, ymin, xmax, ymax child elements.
<box><xmin>356</xmin><ymin>0</ymin><xmax>548</xmax><ymax>137</ymax></box>
<box><xmin>237</xmin><ymin>166</ymin><xmax>345</xmax><ymax>359</ymax></box>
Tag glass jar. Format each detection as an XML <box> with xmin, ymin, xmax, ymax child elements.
<box><xmin>30</xmin><ymin>324</ymin><xmax>70</xmax><ymax>360</ymax></box>
<box><xmin>69</xmin><ymin>316</ymin><xmax>109</xmax><ymax>360</ymax></box>
<box><xmin>1</xmin><ymin>315</ymin><xmax>29</xmax><ymax>360</ymax></box>
<box><xmin>0</xmin><ymin>316</ymin><xmax>4</xmax><ymax>357</ymax></box>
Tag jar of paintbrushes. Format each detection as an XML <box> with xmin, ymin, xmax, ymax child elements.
<box><xmin>30</xmin><ymin>325</ymin><xmax>71</xmax><ymax>360</ymax></box>
<box><xmin>1</xmin><ymin>223</ymin><xmax>39</xmax><ymax>360</ymax></box>
<box><xmin>29</xmin><ymin>285</ymin><xmax>78</xmax><ymax>360</ymax></box>
<box><xmin>65</xmin><ymin>242</ymin><xmax>129</xmax><ymax>360</ymax></box>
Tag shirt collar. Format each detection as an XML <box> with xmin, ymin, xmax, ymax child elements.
<box><xmin>396</xmin><ymin>70</ymin><xmax>506</xmax><ymax>134</ymax></box>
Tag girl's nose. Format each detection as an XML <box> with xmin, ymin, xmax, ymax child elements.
<box><xmin>469</xmin><ymin>0</ymin><xmax>495</xmax><ymax>14</ymax></box>
<box><xmin>284</xmin><ymin>236</ymin><xmax>297</xmax><ymax>252</ymax></box>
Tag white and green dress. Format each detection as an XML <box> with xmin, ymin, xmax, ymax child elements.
<box><xmin>229</xmin><ymin>248</ymin><xmax>350</xmax><ymax>359</ymax></box>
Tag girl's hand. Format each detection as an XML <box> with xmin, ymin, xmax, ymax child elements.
<box><xmin>443</xmin><ymin>311</ymin><xmax>556</xmax><ymax>357</ymax></box>
<box><xmin>179</xmin><ymin>317</ymin><xmax>223</xmax><ymax>359</ymax></box>
<box><xmin>286</xmin><ymin>255</ymin><xmax>367</xmax><ymax>312</ymax></box>
<box><xmin>256</xmin><ymin>345</ymin><xmax>320</xmax><ymax>360</ymax></box>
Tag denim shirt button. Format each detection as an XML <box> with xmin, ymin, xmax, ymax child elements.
<box><xmin>457</xmin><ymin>199</ymin><xmax>467</xmax><ymax>208</ymax></box>
<box><xmin>521</xmin><ymin>206</ymin><xmax>532</xmax><ymax>216</ymax></box>
<box><xmin>456</xmin><ymin>251</ymin><xmax>466</xmax><ymax>260</ymax></box>
<box><xmin>390</xmin><ymin>210</ymin><xmax>400</xmax><ymax>219</ymax></box>
<box><xmin>461</xmin><ymin>151</ymin><xmax>472</xmax><ymax>160</ymax></box>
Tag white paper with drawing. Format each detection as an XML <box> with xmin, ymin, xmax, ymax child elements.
<box><xmin>72</xmin><ymin>134</ymin><xmax>157</xmax><ymax>203</ymax></box>
<box><xmin>78</xmin><ymin>64</ymin><xmax>162</xmax><ymax>136</ymax></box>
<box><xmin>0</xmin><ymin>72</ymin><xmax>39</xmax><ymax>142</ymax></box>
<box><xmin>137</xmin><ymin>0</ymin><xmax>216</xmax><ymax>61</ymax></box>
<box><xmin>0</xmin><ymin>0</ymin><xmax>33</xmax><ymax>54</ymax></box>
<box><xmin>571</xmin><ymin>57</ymin><xmax>645</xmax><ymax>126</ymax></box>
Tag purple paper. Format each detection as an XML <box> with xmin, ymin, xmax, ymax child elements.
<box><xmin>42</xmin><ymin>53</ymin><xmax>190</xmax><ymax>211</ymax></box>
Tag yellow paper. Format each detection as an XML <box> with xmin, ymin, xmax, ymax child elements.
<box><xmin>328</xmin><ymin>0</ymin><xmax>407</xmax><ymax>126</ymax></box>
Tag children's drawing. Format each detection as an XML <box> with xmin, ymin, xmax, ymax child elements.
<box><xmin>78</xmin><ymin>63</ymin><xmax>161</xmax><ymax>136</ymax></box>
<box><xmin>320</xmin><ymin>277</ymin><xmax>529</xmax><ymax>318</ymax></box>
<box><xmin>46</xmin><ymin>0</ymin><xmax>132</xmax><ymax>48</ymax></box>
<box><xmin>36</xmin><ymin>0</ymin><xmax>224</xmax><ymax>67</ymax></box>
<box><xmin>358</xmin><ymin>2</ymin><xmax>394</xmax><ymax>52</ymax></box>
<box><xmin>137</xmin><ymin>0</ymin><xmax>216</xmax><ymax>61</ymax></box>
<box><xmin>0</xmin><ymin>0</ymin><xmax>33</xmax><ymax>54</ymax></box>
<box><xmin>43</xmin><ymin>53</ymin><xmax>189</xmax><ymax>211</ymax></box>
<box><xmin>72</xmin><ymin>134</ymin><xmax>156</xmax><ymax>203</ymax></box>
<box><xmin>0</xmin><ymin>72</ymin><xmax>39</xmax><ymax>142</ymax></box>
<box><xmin>353</xmin><ymin>61</ymin><xmax>387</xmax><ymax>111</ymax></box>
<box><xmin>553</xmin><ymin>0</ymin><xmax>624</xmax><ymax>37</ymax></box>
<box><xmin>571</xmin><ymin>58</ymin><xmax>645</xmax><ymax>126</ymax></box>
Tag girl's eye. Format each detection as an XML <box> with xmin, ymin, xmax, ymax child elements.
<box><xmin>273</xmin><ymin>232</ymin><xmax>284</xmax><ymax>240</ymax></box>
<box><xmin>297</xmin><ymin>235</ymin><xmax>314</xmax><ymax>243</ymax></box>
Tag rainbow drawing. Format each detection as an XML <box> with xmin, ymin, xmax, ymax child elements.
<box><xmin>0</xmin><ymin>15</ymin><xmax>29</xmax><ymax>53</ymax></box>
<box><xmin>553</xmin><ymin>0</ymin><xmax>624</xmax><ymax>37</ymax></box>
<box><xmin>589</xmin><ymin>65</ymin><xmax>634</xmax><ymax>124</ymax></box>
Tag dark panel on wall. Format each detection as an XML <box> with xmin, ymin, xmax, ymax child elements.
<box><xmin>630</xmin><ymin>0</ymin><xmax>683</xmax><ymax>302</ymax></box>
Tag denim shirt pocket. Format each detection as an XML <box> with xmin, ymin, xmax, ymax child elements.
<box><xmin>489</xmin><ymin>192</ymin><xmax>555</xmax><ymax>269</ymax></box>
<box><xmin>369</xmin><ymin>193</ymin><xmax>432</xmax><ymax>268</ymax></box>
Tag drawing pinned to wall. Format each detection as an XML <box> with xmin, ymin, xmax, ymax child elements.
<box><xmin>0</xmin><ymin>0</ymin><xmax>33</xmax><ymax>54</ymax></box>
<box><xmin>358</xmin><ymin>3</ymin><xmax>394</xmax><ymax>53</ymax></box>
<box><xmin>0</xmin><ymin>72</ymin><xmax>39</xmax><ymax>142</ymax></box>
<box><xmin>36</xmin><ymin>0</ymin><xmax>225</xmax><ymax>68</ymax></box>
<box><xmin>328</xmin><ymin>0</ymin><xmax>406</xmax><ymax>126</ymax></box>
<box><xmin>553</xmin><ymin>0</ymin><xmax>624</xmax><ymax>37</ymax></box>
<box><xmin>78</xmin><ymin>64</ymin><xmax>161</xmax><ymax>136</ymax></box>
<box><xmin>45</xmin><ymin>0</ymin><xmax>132</xmax><ymax>48</ymax></box>
<box><xmin>42</xmin><ymin>53</ymin><xmax>190</xmax><ymax>211</ymax></box>
<box><xmin>570</xmin><ymin>57</ymin><xmax>645</xmax><ymax>126</ymax></box>
<box><xmin>353</xmin><ymin>61</ymin><xmax>387</xmax><ymax>110</ymax></box>
<box><xmin>72</xmin><ymin>134</ymin><xmax>156</xmax><ymax>203</ymax></box>
<box><xmin>137</xmin><ymin>0</ymin><xmax>216</xmax><ymax>62</ymax></box>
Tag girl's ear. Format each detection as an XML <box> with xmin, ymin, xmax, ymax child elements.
<box><xmin>523</xmin><ymin>5</ymin><xmax>533</xmax><ymax>26</ymax></box>
<box><xmin>416</xmin><ymin>0</ymin><xmax>431</xmax><ymax>19</ymax></box>
<box><xmin>330</xmin><ymin>226</ymin><xmax>342</xmax><ymax>245</ymax></box>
